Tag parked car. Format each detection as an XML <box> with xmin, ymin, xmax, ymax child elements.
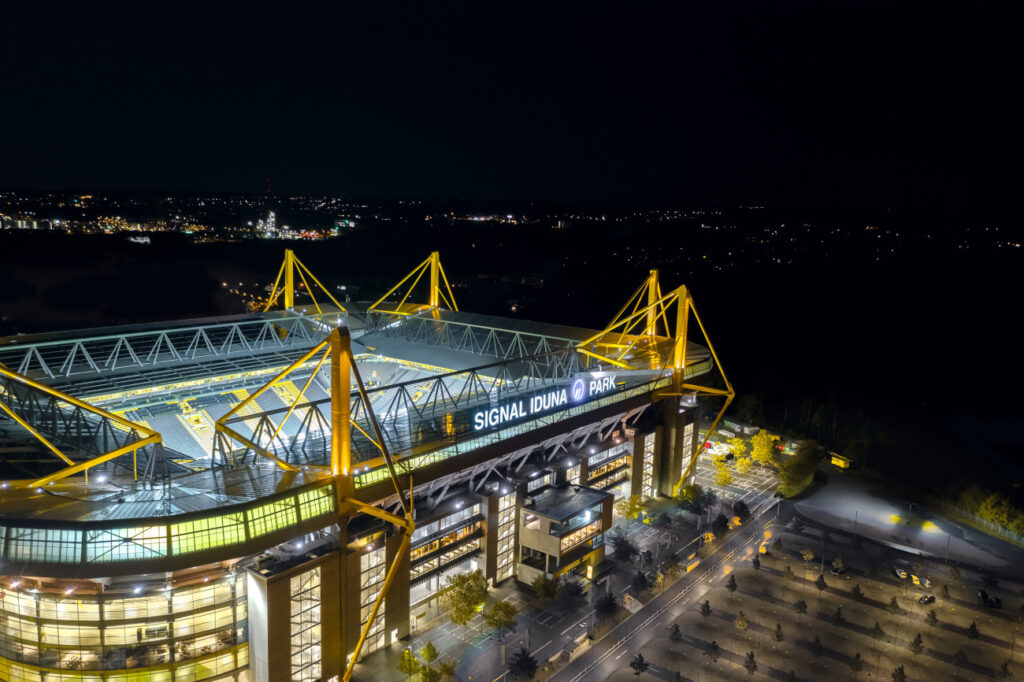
<box><xmin>830</xmin><ymin>566</ymin><xmax>845</xmax><ymax>576</ymax></box>
<box><xmin>911</xmin><ymin>574</ymin><xmax>932</xmax><ymax>589</ymax></box>
<box><xmin>892</xmin><ymin>567</ymin><xmax>908</xmax><ymax>580</ymax></box>
<box><xmin>918</xmin><ymin>595</ymin><xmax>936</xmax><ymax>605</ymax></box>
<box><xmin>977</xmin><ymin>589</ymin><xmax>991</xmax><ymax>606</ymax></box>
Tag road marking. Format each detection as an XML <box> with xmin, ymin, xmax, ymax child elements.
<box><xmin>560</xmin><ymin>620</ymin><xmax>586</xmax><ymax>635</ymax></box>
<box><xmin>532</xmin><ymin>639</ymin><xmax>552</xmax><ymax>656</ymax></box>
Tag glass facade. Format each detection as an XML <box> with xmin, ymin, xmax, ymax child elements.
<box><xmin>495</xmin><ymin>492</ymin><xmax>516</xmax><ymax>582</ymax></box>
<box><xmin>0</xmin><ymin>484</ymin><xmax>336</xmax><ymax>569</ymax></box>
<box><xmin>641</xmin><ymin>435</ymin><xmax>655</xmax><ymax>500</ymax></box>
<box><xmin>0</xmin><ymin>575</ymin><xmax>247</xmax><ymax>681</ymax></box>
<box><xmin>289</xmin><ymin>567</ymin><xmax>321</xmax><ymax>682</ymax></box>
<box><xmin>357</xmin><ymin>546</ymin><xmax>386</xmax><ymax>656</ymax></box>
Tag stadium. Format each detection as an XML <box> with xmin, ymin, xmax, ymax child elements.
<box><xmin>0</xmin><ymin>251</ymin><xmax>732</xmax><ymax>682</ymax></box>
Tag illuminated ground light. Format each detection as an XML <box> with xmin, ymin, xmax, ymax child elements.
<box><xmin>922</xmin><ymin>520</ymin><xmax>940</xmax><ymax>533</ymax></box>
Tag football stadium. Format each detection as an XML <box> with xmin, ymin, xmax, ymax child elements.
<box><xmin>0</xmin><ymin>251</ymin><xmax>732</xmax><ymax>682</ymax></box>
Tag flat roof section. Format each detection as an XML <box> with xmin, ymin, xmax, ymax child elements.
<box><xmin>526</xmin><ymin>484</ymin><xmax>612</xmax><ymax>522</ymax></box>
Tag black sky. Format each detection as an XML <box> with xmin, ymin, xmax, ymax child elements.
<box><xmin>1</xmin><ymin>1</ymin><xmax>1018</xmax><ymax>207</ymax></box>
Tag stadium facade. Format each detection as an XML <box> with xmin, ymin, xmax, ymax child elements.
<box><xmin>0</xmin><ymin>252</ymin><xmax>732</xmax><ymax>682</ymax></box>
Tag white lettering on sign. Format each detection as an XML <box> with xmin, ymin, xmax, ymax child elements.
<box><xmin>472</xmin><ymin>375</ymin><xmax>617</xmax><ymax>430</ymax></box>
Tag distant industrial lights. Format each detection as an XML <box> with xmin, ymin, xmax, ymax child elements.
<box><xmin>133</xmin><ymin>586</ymin><xmax>143</xmax><ymax>595</ymax></box>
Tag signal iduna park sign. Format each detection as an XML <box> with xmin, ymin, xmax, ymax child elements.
<box><xmin>473</xmin><ymin>375</ymin><xmax>617</xmax><ymax>430</ymax></box>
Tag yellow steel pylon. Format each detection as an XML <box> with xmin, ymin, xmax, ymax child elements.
<box><xmin>367</xmin><ymin>251</ymin><xmax>458</xmax><ymax>316</ymax></box>
<box><xmin>263</xmin><ymin>249</ymin><xmax>348</xmax><ymax>314</ymax></box>
<box><xmin>576</xmin><ymin>273</ymin><xmax>735</xmax><ymax>492</ymax></box>
<box><xmin>213</xmin><ymin>327</ymin><xmax>413</xmax><ymax>681</ymax></box>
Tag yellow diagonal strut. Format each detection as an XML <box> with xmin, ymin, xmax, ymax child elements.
<box><xmin>367</xmin><ymin>251</ymin><xmax>458</xmax><ymax>316</ymax></box>
<box><xmin>0</xmin><ymin>365</ymin><xmax>161</xmax><ymax>488</ymax></box>
<box><xmin>262</xmin><ymin>248</ymin><xmax>348</xmax><ymax>315</ymax></box>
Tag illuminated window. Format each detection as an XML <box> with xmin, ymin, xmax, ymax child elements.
<box><xmin>86</xmin><ymin>526</ymin><xmax>166</xmax><ymax>562</ymax></box>
<box><xmin>171</xmin><ymin>513</ymin><xmax>245</xmax><ymax>555</ymax></box>
<box><xmin>298</xmin><ymin>485</ymin><xmax>336</xmax><ymax>520</ymax></box>
<box><xmin>247</xmin><ymin>498</ymin><xmax>299</xmax><ymax>538</ymax></box>
<box><xmin>290</xmin><ymin>566</ymin><xmax>322</xmax><ymax>681</ymax></box>
<box><xmin>6</xmin><ymin>528</ymin><xmax>81</xmax><ymax>563</ymax></box>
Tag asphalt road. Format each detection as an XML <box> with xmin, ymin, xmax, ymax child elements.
<box><xmin>550</xmin><ymin>514</ymin><xmax>781</xmax><ymax>682</ymax></box>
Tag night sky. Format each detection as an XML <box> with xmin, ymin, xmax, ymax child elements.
<box><xmin>1</xmin><ymin>1</ymin><xmax>1018</xmax><ymax>207</ymax></box>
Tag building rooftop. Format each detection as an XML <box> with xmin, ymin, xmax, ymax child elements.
<box><xmin>526</xmin><ymin>484</ymin><xmax>611</xmax><ymax>522</ymax></box>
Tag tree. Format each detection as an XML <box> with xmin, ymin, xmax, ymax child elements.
<box><xmin>871</xmin><ymin>622</ymin><xmax>886</xmax><ymax>641</ymax></box>
<box><xmin>556</xmin><ymin>579</ymin><xmax>585</xmax><ymax>608</ymax></box>
<box><xmin>705</xmin><ymin>640</ymin><xmax>720</xmax><ymax>663</ymax></box>
<box><xmin>630</xmin><ymin>652</ymin><xmax>650</xmax><ymax>677</ymax></box>
<box><xmin>815</xmin><ymin>574</ymin><xmax>828</xmax><ymax>595</ymax></box>
<box><xmin>669</xmin><ymin>623</ymin><xmax>682</xmax><ymax>641</ymax></box>
<box><xmin>751</xmin><ymin>429</ymin><xmax>779</xmax><ymax>466</ymax></box>
<box><xmin>726</xmin><ymin>574</ymin><xmax>738</xmax><ymax>595</ymax></box>
<box><xmin>744</xmin><ymin>651</ymin><xmax>758</xmax><ymax>677</ymax></box>
<box><xmin>420</xmin><ymin>641</ymin><xmax>439</xmax><ymax>665</ymax></box>
<box><xmin>941</xmin><ymin>584</ymin><xmax>951</xmax><ymax>600</ymax></box>
<box><xmin>728</xmin><ymin>436</ymin><xmax>748</xmax><ymax>459</ymax></box>
<box><xmin>887</xmin><ymin>596</ymin><xmax>900</xmax><ymax>614</ymax></box>
<box><xmin>714</xmin><ymin>460</ymin><xmax>733</xmax><ymax>486</ymax></box>
<box><xmin>700</xmin><ymin>600</ymin><xmax>712</xmax><ymax>619</ymax></box>
<box><xmin>811</xmin><ymin>635</ymin><xmax>823</xmax><ymax>657</ymax></box>
<box><xmin>595</xmin><ymin>592</ymin><xmax>619</xmax><ymax>620</ymax></box>
<box><xmin>997</xmin><ymin>660</ymin><xmax>1014</xmax><ymax>681</ymax></box>
<box><xmin>609</xmin><ymin>530</ymin><xmax>640</xmax><ymax>563</ymax></box>
<box><xmin>752</xmin><ymin>555</ymin><xmax>761</xmax><ymax>572</ymax></box>
<box><xmin>794</xmin><ymin>599</ymin><xmax>807</xmax><ymax>618</ymax></box>
<box><xmin>953</xmin><ymin>648</ymin><xmax>968</xmax><ymax>666</ymax></box>
<box><xmin>530</xmin><ymin>573</ymin><xmax>559</xmax><ymax>600</ymax></box>
<box><xmin>675</xmin><ymin>483</ymin><xmax>716</xmax><ymax>515</ymax></box>
<box><xmin>712</xmin><ymin>513</ymin><xmax>730</xmax><ymax>537</ymax></box>
<box><xmin>785</xmin><ymin>565</ymin><xmax>796</xmax><ymax>581</ymax></box>
<box><xmin>772</xmin><ymin>537</ymin><xmax>784</xmax><ymax>553</ymax></box>
<box><xmin>441</xmin><ymin>569</ymin><xmax>488</xmax><ymax>625</ymax></box>
<box><xmin>483</xmin><ymin>600</ymin><xmax>517</xmax><ymax>633</ymax></box>
<box><xmin>892</xmin><ymin>665</ymin><xmax>907</xmax><ymax>682</ymax></box>
<box><xmin>397</xmin><ymin>648</ymin><xmax>421</xmax><ymax>681</ymax></box>
<box><xmin>735</xmin><ymin>610</ymin><xmax>749</xmax><ymax>632</ymax></box>
<box><xmin>633</xmin><ymin>571</ymin><xmax>650</xmax><ymax>594</ymax></box>
<box><xmin>967</xmin><ymin>621</ymin><xmax>980</xmax><ymax>639</ymax></box>
<box><xmin>851</xmin><ymin>584</ymin><xmax>863</xmax><ymax>600</ymax></box>
<box><xmin>829</xmin><ymin>605</ymin><xmax>844</xmax><ymax>627</ymax></box>
<box><xmin>774</xmin><ymin>622</ymin><xmax>785</xmax><ymax>642</ymax></box>
<box><xmin>438</xmin><ymin>658</ymin><xmax>457</xmax><ymax>682</ymax></box>
<box><xmin>421</xmin><ymin>667</ymin><xmax>442</xmax><ymax>682</ymax></box>
<box><xmin>735</xmin><ymin>456</ymin><xmax>754</xmax><ymax>474</ymax></box>
<box><xmin>926</xmin><ymin>609</ymin><xmax>938</xmax><ymax>627</ymax></box>
<box><xmin>777</xmin><ymin>440</ymin><xmax>823</xmax><ymax>497</ymax></box>
<box><xmin>800</xmin><ymin>548</ymin><xmax>815</xmax><ymax>570</ymax></box>
<box><xmin>616</xmin><ymin>494</ymin><xmax>646</xmax><ymax>520</ymax></box>
<box><xmin>850</xmin><ymin>652</ymin><xmax>863</xmax><ymax>673</ymax></box>
<box><xmin>734</xmin><ymin>500</ymin><xmax>751</xmax><ymax>523</ymax></box>
<box><xmin>909</xmin><ymin>633</ymin><xmax>924</xmax><ymax>657</ymax></box>
<box><xmin>832</xmin><ymin>556</ymin><xmax>845</xmax><ymax>573</ymax></box>
<box><xmin>784</xmin><ymin>671</ymin><xmax>797</xmax><ymax>682</ymax></box>
<box><xmin>950</xmin><ymin>565</ymin><xmax>962</xmax><ymax>584</ymax></box>
<box><xmin>507</xmin><ymin>645</ymin><xmax>538</xmax><ymax>680</ymax></box>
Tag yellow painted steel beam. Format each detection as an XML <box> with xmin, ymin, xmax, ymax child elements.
<box><xmin>261</xmin><ymin>259</ymin><xmax>286</xmax><ymax>312</ymax></box>
<box><xmin>216</xmin><ymin>423</ymin><xmax>299</xmax><ymax>472</ymax></box>
<box><xmin>575</xmin><ymin>347</ymin><xmax>634</xmax><ymax>370</ymax></box>
<box><xmin>284</xmin><ymin>249</ymin><xmax>295</xmax><ymax>309</ymax></box>
<box><xmin>295</xmin><ymin>256</ymin><xmax>347</xmax><ymax>313</ymax></box>
<box><xmin>30</xmin><ymin>435</ymin><xmax>160</xmax><ymax>488</ymax></box>
<box><xmin>367</xmin><ymin>254</ymin><xmax>432</xmax><ymax>313</ymax></box>
<box><xmin>0</xmin><ymin>399</ymin><xmax>75</xmax><ymax>466</ymax></box>
<box><xmin>267</xmin><ymin>347</ymin><xmax>330</xmax><ymax>444</ymax></box>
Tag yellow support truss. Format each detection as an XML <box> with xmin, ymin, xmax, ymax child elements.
<box><xmin>577</xmin><ymin>272</ymin><xmax>735</xmax><ymax>493</ymax></box>
<box><xmin>367</xmin><ymin>251</ymin><xmax>458</xmax><ymax>315</ymax></box>
<box><xmin>212</xmin><ymin>327</ymin><xmax>413</xmax><ymax>681</ymax></box>
<box><xmin>263</xmin><ymin>248</ymin><xmax>348</xmax><ymax>314</ymax></box>
<box><xmin>0</xmin><ymin>365</ymin><xmax>161</xmax><ymax>488</ymax></box>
